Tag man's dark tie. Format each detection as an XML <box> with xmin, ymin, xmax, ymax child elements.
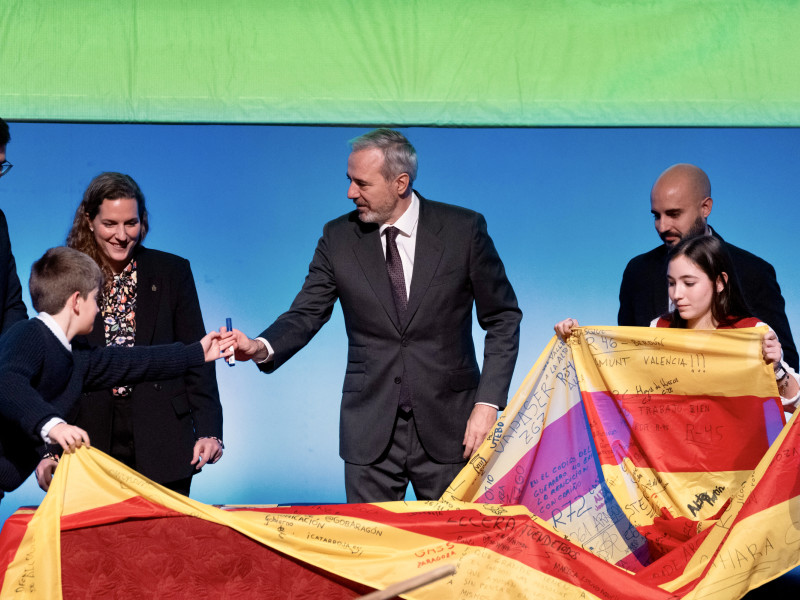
<box><xmin>385</xmin><ymin>226</ymin><xmax>412</xmax><ymax>412</ymax></box>
<box><xmin>385</xmin><ymin>227</ymin><xmax>407</xmax><ymax>316</ymax></box>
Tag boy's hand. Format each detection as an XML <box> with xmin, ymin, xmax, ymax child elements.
<box><xmin>49</xmin><ymin>423</ymin><xmax>90</xmax><ymax>453</ymax></box>
<box><xmin>35</xmin><ymin>458</ymin><xmax>58</xmax><ymax>492</ymax></box>
<box><xmin>200</xmin><ymin>331</ymin><xmax>237</xmax><ymax>363</ymax></box>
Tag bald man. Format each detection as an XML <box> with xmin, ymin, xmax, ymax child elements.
<box><xmin>618</xmin><ymin>163</ymin><xmax>798</xmax><ymax>370</ymax></box>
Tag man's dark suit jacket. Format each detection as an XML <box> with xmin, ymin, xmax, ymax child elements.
<box><xmin>259</xmin><ymin>195</ymin><xmax>522</xmax><ymax>465</ymax></box>
<box><xmin>73</xmin><ymin>247</ymin><xmax>223</xmax><ymax>484</ymax></box>
<box><xmin>0</xmin><ymin>209</ymin><xmax>27</xmax><ymax>334</ymax></box>
<box><xmin>618</xmin><ymin>229</ymin><xmax>798</xmax><ymax>370</ymax></box>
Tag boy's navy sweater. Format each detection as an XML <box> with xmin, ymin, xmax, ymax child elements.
<box><xmin>0</xmin><ymin>318</ymin><xmax>205</xmax><ymax>492</ymax></box>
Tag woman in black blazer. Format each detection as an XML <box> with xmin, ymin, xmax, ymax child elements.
<box><xmin>36</xmin><ymin>172</ymin><xmax>223</xmax><ymax>495</ymax></box>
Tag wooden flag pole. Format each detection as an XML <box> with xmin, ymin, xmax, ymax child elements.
<box><xmin>356</xmin><ymin>564</ymin><xmax>457</xmax><ymax>600</ymax></box>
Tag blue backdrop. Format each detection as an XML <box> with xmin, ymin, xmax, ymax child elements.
<box><xmin>1</xmin><ymin>124</ymin><xmax>798</xmax><ymax>526</ymax></box>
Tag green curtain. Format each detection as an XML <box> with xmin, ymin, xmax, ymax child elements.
<box><xmin>2</xmin><ymin>1</ymin><xmax>798</xmax><ymax>125</ymax></box>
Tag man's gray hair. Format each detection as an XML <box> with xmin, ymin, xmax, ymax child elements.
<box><xmin>349</xmin><ymin>128</ymin><xmax>418</xmax><ymax>184</ymax></box>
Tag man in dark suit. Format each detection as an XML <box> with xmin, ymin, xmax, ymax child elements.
<box><xmin>234</xmin><ymin>129</ymin><xmax>521</xmax><ymax>502</ymax></box>
<box><xmin>0</xmin><ymin>117</ymin><xmax>28</xmax><ymax>334</ymax></box>
<box><xmin>618</xmin><ymin>163</ymin><xmax>797</xmax><ymax>369</ymax></box>
<box><xmin>0</xmin><ymin>116</ymin><xmax>30</xmax><ymax>503</ymax></box>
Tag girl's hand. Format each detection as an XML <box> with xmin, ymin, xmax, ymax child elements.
<box><xmin>762</xmin><ymin>330</ymin><xmax>783</xmax><ymax>367</ymax></box>
<box><xmin>554</xmin><ymin>318</ymin><xmax>579</xmax><ymax>342</ymax></box>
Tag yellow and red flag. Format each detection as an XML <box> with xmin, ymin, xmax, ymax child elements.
<box><xmin>445</xmin><ymin>325</ymin><xmax>800</xmax><ymax>597</ymax></box>
<box><xmin>0</xmin><ymin>326</ymin><xmax>798</xmax><ymax>599</ymax></box>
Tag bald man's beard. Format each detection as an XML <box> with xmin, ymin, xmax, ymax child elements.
<box><xmin>661</xmin><ymin>216</ymin><xmax>707</xmax><ymax>247</ymax></box>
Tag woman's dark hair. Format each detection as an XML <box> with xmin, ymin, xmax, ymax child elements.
<box><xmin>66</xmin><ymin>172</ymin><xmax>148</xmax><ymax>288</ymax></box>
<box><xmin>665</xmin><ymin>235</ymin><xmax>751</xmax><ymax>328</ymax></box>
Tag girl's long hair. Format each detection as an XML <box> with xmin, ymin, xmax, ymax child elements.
<box><xmin>664</xmin><ymin>235</ymin><xmax>751</xmax><ymax>328</ymax></box>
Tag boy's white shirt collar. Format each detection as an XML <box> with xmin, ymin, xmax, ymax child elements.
<box><xmin>36</xmin><ymin>312</ymin><xmax>72</xmax><ymax>352</ymax></box>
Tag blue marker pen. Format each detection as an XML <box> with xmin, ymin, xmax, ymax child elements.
<box><xmin>225</xmin><ymin>318</ymin><xmax>235</xmax><ymax>366</ymax></box>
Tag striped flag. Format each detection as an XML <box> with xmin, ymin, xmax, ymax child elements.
<box><xmin>0</xmin><ymin>326</ymin><xmax>797</xmax><ymax>599</ymax></box>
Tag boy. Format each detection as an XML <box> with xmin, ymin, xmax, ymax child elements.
<box><xmin>0</xmin><ymin>247</ymin><xmax>232</xmax><ymax>502</ymax></box>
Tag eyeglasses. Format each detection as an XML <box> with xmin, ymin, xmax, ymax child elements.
<box><xmin>0</xmin><ymin>161</ymin><xmax>12</xmax><ymax>177</ymax></box>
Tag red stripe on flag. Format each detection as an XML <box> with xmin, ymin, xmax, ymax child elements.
<box><xmin>0</xmin><ymin>509</ymin><xmax>35</xmax><ymax>591</ymax></box>
<box><xmin>583</xmin><ymin>391</ymin><xmax>782</xmax><ymax>472</ymax></box>
<box><xmin>735</xmin><ymin>419</ymin><xmax>800</xmax><ymax>521</ymax></box>
<box><xmin>263</xmin><ymin>504</ymin><xmax>673</xmax><ymax>599</ymax></box>
<box><xmin>634</xmin><ymin>526</ymin><xmax>713</xmax><ymax>587</ymax></box>
<box><xmin>60</xmin><ymin>496</ymin><xmax>183</xmax><ymax>531</ymax></box>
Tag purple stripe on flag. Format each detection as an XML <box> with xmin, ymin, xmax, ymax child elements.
<box><xmin>478</xmin><ymin>402</ymin><xmax>601</xmax><ymax>519</ymax></box>
<box><xmin>763</xmin><ymin>398</ymin><xmax>785</xmax><ymax>447</ymax></box>
<box><xmin>618</xmin><ymin>542</ymin><xmax>652</xmax><ymax>571</ymax></box>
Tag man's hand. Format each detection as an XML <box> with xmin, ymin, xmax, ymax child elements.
<box><xmin>462</xmin><ymin>404</ymin><xmax>498</xmax><ymax>459</ymax></box>
<box><xmin>35</xmin><ymin>458</ymin><xmax>58</xmax><ymax>492</ymax></box>
<box><xmin>49</xmin><ymin>423</ymin><xmax>90</xmax><ymax>453</ymax></box>
<box><xmin>191</xmin><ymin>437</ymin><xmax>223</xmax><ymax>470</ymax></box>
<box><xmin>225</xmin><ymin>329</ymin><xmax>268</xmax><ymax>362</ymax></box>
